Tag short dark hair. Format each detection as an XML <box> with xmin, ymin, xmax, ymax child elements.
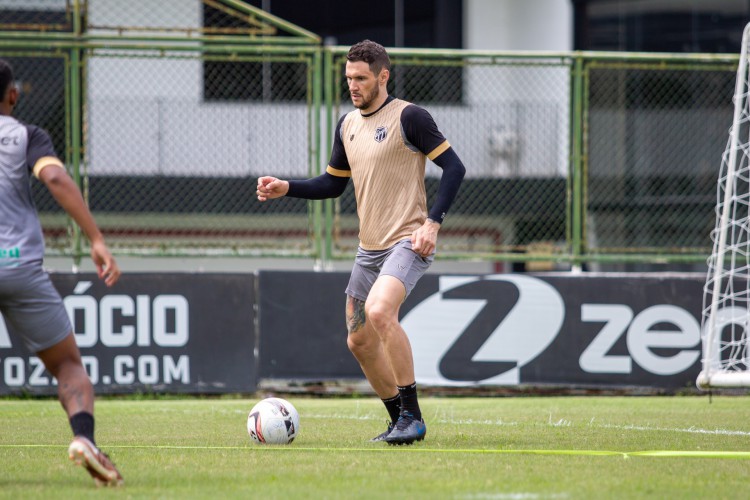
<box><xmin>0</xmin><ymin>59</ymin><xmax>14</xmax><ymax>99</ymax></box>
<box><xmin>347</xmin><ymin>40</ymin><xmax>391</xmax><ymax>76</ymax></box>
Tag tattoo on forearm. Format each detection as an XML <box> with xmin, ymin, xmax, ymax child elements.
<box><xmin>346</xmin><ymin>296</ymin><xmax>366</xmax><ymax>333</ymax></box>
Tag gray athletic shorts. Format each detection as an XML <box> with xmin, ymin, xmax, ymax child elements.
<box><xmin>345</xmin><ymin>239</ymin><xmax>433</xmax><ymax>302</ymax></box>
<box><xmin>0</xmin><ymin>265</ymin><xmax>72</xmax><ymax>353</ymax></box>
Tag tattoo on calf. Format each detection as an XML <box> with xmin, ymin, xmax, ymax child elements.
<box><xmin>346</xmin><ymin>296</ymin><xmax>366</xmax><ymax>333</ymax></box>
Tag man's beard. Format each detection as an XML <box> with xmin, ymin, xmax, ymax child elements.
<box><xmin>353</xmin><ymin>85</ymin><xmax>379</xmax><ymax>110</ymax></box>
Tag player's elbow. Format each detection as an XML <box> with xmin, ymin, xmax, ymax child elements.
<box><xmin>331</xmin><ymin>182</ymin><xmax>347</xmax><ymax>198</ymax></box>
<box><xmin>38</xmin><ymin>165</ymin><xmax>69</xmax><ymax>187</ymax></box>
<box><xmin>41</xmin><ymin>168</ymin><xmax>77</xmax><ymax>197</ymax></box>
<box><xmin>455</xmin><ymin>161</ymin><xmax>466</xmax><ymax>180</ymax></box>
<box><xmin>447</xmin><ymin>159</ymin><xmax>466</xmax><ymax>184</ymax></box>
<box><xmin>436</xmin><ymin>149</ymin><xmax>466</xmax><ymax>181</ymax></box>
<box><xmin>324</xmin><ymin>173</ymin><xmax>349</xmax><ymax>198</ymax></box>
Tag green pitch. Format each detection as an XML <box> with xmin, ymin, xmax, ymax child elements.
<box><xmin>2</xmin><ymin>395</ymin><xmax>749</xmax><ymax>498</ymax></box>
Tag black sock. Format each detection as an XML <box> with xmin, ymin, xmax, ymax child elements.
<box><xmin>69</xmin><ymin>411</ymin><xmax>95</xmax><ymax>445</ymax></box>
<box><xmin>382</xmin><ymin>394</ymin><xmax>401</xmax><ymax>424</ymax></box>
<box><xmin>397</xmin><ymin>382</ymin><xmax>421</xmax><ymax>421</ymax></box>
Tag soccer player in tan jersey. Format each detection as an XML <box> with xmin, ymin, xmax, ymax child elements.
<box><xmin>257</xmin><ymin>40</ymin><xmax>465</xmax><ymax>445</ymax></box>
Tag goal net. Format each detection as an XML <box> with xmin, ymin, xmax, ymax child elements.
<box><xmin>698</xmin><ymin>22</ymin><xmax>750</xmax><ymax>389</ymax></box>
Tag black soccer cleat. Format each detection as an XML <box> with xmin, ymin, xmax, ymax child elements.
<box><xmin>369</xmin><ymin>420</ymin><xmax>395</xmax><ymax>442</ymax></box>
<box><xmin>384</xmin><ymin>412</ymin><xmax>426</xmax><ymax>445</ymax></box>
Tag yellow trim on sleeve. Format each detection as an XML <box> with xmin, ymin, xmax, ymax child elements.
<box><xmin>32</xmin><ymin>157</ymin><xmax>64</xmax><ymax>179</ymax></box>
<box><xmin>427</xmin><ymin>140</ymin><xmax>450</xmax><ymax>161</ymax></box>
<box><xmin>326</xmin><ymin>165</ymin><xmax>352</xmax><ymax>177</ymax></box>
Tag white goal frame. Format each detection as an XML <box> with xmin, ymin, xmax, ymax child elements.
<box><xmin>698</xmin><ymin>22</ymin><xmax>750</xmax><ymax>389</ymax></box>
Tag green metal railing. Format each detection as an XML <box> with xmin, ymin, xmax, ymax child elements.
<box><xmin>0</xmin><ymin>1</ymin><xmax>739</xmax><ymax>266</ymax></box>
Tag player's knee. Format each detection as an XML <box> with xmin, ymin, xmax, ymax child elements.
<box><xmin>347</xmin><ymin>329</ymin><xmax>375</xmax><ymax>358</ymax></box>
<box><xmin>36</xmin><ymin>340</ymin><xmax>83</xmax><ymax>378</ymax></box>
<box><xmin>46</xmin><ymin>358</ymin><xmax>87</xmax><ymax>384</ymax></box>
<box><xmin>364</xmin><ymin>302</ymin><xmax>394</xmax><ymax>333</ymax></box>
<box><xmin>346</xmin><ymin>333</ymin><xmax>360</xmax><ymax>354</ymax></box>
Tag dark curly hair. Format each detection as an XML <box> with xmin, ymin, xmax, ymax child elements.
<box><xmin>347</xmin><ymin>40</ymin><xmax>391</xmax><ymax>76</ymax></box>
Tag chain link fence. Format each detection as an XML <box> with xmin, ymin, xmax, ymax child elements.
<box><xmin>0</xmin><ymin>1</ymin><xmax>740</xmax><ymax>265</ymax></box>
<box><xmin>2</xmin><ymin>0</ymin><xmax>322</xmax><ymax>258</ymax></box>
<box><xmin>585</xmin><ymin>59</ymin><xmax>735</xmax><ymax>259</ymax></box>
<box><xmin>83</xmin><ymin>49</ymin><xmax>317</xmax><ymax>256</ymax></box>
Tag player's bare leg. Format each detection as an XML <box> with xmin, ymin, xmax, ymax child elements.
<box><xmin>347</xmin><ymin>295</ymin><xmax>398</xmax><ymax>397</ymax></box>
<box><xmin>363</xmin><ymin>275</ymin><xmax>414</xmax><ymax>385</ymax></box>
<box><xmin>36</xmin><ymin>334</ymin><xmax>93</xmax><ymax>417</ymax></box>
<box><xmin>364</xmin><ymin>275</ymin><xmax>426</xmax><ymax>445</ymax></box>
<box><xmin>36</xmin><ymin>334</ymin><xmax>123</xmax><ymax>486</ymax></box>
<box><xmin>347</xmin><ymin>294</ymin><xmax>401</xmax><ymax>441</ymax></box>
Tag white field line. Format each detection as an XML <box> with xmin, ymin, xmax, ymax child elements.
<box><xmin>593</xmin><ymin>422</ymin><xmax>750</xmax><ymax>437</ymax></box>
<box><xmin>185</xmin><ymin>405</ymin><xmax>750</xmax><ymax>437</ymax></box>
<box><xmin>460</xmin><ymin>494</ymin><xmax>570</xmax><ymax>500</ymax></box>
<box><xmin>293</xmin><ymin>411</ymin><xmax>750</xmax><ymax>437</ymax></box>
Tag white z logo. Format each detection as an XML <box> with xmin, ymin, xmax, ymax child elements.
<box><xmin>401</xmin><ymin>274</ymin><xmax>564</xmax><ymax>386</ymax></box>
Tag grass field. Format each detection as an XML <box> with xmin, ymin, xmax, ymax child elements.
<box><xmin>2</xmin><ymin>395</ymin><xmax>749</xmax><ymax>499</ymax></box>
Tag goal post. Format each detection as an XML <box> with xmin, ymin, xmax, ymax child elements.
<box><xmin>698</xmin><ymin>22</ymin><xmax>750</xmax><ymax>389</ymax></box>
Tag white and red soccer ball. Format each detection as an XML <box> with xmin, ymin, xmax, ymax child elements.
<box><xmin>246</xmin><ymin>397</ymin><xmax>300</xmax><ymax>445</ymax></box>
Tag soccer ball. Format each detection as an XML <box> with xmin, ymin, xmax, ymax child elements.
<box><xmin>246</xmin><ymin>397</ymin><xmax>300</xmax><ymax>445</ymax></box>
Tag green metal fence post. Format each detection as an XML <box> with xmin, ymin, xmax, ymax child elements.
<box><xmin>311</xmin><ymin>48</ymin><xmax>325</xmax><ymax>268</ymax></box>
<box><xmin>570</xmin><ymin>54</ymin><xmax>585</xmax><ymax>267</ymax></box>
<box><xmin>322</xmin><ymin>48</ymin><xmax>335</xmax><ymax>269</ymax></box>
<box><xmin>69</xmin><ymin>0</ymin><xmax>83</xmax><ymax>267</ymax></box>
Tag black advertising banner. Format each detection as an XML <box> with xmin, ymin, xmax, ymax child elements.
<box><xmin>0</xmin><ymin>273</ymin><xmax>256</xmax><ymax>395</ymax></box>
<box><xmin>258</xmin><ymin>271</ymin><xmax>362</xmax><ymax>379</ymax></box>
<box><xmin>258</xmin><ymin>271</ymin><xmax>705</xmax><ymax>390</ymax></box>
<box><xmin>401</xmin><ymin>273</ymin><xmax>703</xmax><ymax>389</ymax></box>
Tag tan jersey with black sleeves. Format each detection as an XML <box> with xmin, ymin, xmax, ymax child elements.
<box><xmin>327</xmin><ymin>98</ymin><xmax>450</xmax><ymax>250</ymax></box>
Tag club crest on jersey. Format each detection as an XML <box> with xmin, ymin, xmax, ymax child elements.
<box><xmin>374</xmin><ymin>126</ymin><xmax>387</xmax><ymax>143</ymax></box>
